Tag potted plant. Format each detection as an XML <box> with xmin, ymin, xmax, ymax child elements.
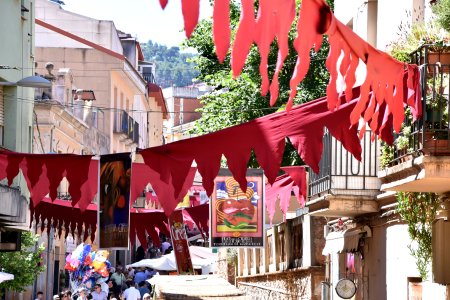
<box><xmin>380</xmin><ymin>143</ymin><xmax>394</xmax><ymax>168</ymax></box>
<box><xmin>387</xmin><ymin>21</ymin><xmax>450</xmax><ymax>64</ymax></box>
<box><xmin>397</xmin><ymin>126</ymin><xmax>413</xmax><ymax>160</ymax></box>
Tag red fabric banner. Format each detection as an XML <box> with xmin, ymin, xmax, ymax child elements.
<box><xmin>158</xmin><ymin>0</ymin><xmax>421</xmax><ymax>134</ymax></box>
<box><xmin>30</xmin><ymin>197</ymin><xmax>97</xmax><ymax>242</ymax></box>
<box><xmin>0</xmin><ymin>150</ymin><xmax>93</xmax><ymax>210</ymax></box>
<box><xmin>265</xmin><ymin>166</ymin><xmax>307</xmax><ymax>224</ymax></box>
<box><xmin>140</xmin><ymin>92</ymin><xmax>362</xmax><ymax>218</ymax></box>
<box><xmin>169</xmin><ymin>210</ymin><xmax>195</xmax><ymax>275</ymax></box>
<box><xmin>184</xmin><ymin>204</ymin><xmax>210</xmax><ymax>235</ymax></box>
<box><xmin>31</xmin><ymin>200</ymin><xmax>210</xmax><ymax>250</ymax></box>
<box><xmin>130</xmin><ymin>163</ymin><xmax>197</xmax><ymax>215</ymax></box>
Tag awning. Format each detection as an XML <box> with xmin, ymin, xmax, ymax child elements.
<box><xmin>0</xmin><ymin>271</ymin><xmax>14</xmax><ymax>283</ymax></box>
<box><xmin>322</xmin><ymin>225</ymin><xmax>372</xmax><ymax>255</ymax></box>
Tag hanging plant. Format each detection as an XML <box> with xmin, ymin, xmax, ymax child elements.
<box><xmin>396</xmin><ymin>192</ymin><xmax>440</xmax><ymax>279</ymax></box>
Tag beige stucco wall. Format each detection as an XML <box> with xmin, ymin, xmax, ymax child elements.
<box><xmin>35</xmin><ymin>0</ymin><xmax>123</xmax><ymax>53</ymax></box>
<box><xmin>361</xmin><ymin>223</ymin><xmax>446</xmax><ymax>300</ymax></box>
<box><xmin>148</xmin><ymin>95</ymin><xmax>165</xmax><ymax>147</ymax></box>
<box><xmin>335</xmin><ymin>0</ymin><xmax>433</xmax><ymax>51</ymax></box>
<box><xmin>35</xmin><ymin>46</ymin><xmax>151</xmax><ymax>154</ymax></box>
<box><xmin>334</xmin><ymin>0</ymin><xmax>432</xmax><ymax>50</ymax></box>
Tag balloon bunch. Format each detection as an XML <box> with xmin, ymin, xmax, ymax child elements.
<box><xmin>64</xmin><ymin>243</ymin><xmax>111</xmax><ymax>292</ymax></box>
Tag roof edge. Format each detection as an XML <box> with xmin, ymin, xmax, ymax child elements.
<box><xmin>35</xmin><ymin>18</ymin><xmax>125</xmax><ymax>61</ymax></box>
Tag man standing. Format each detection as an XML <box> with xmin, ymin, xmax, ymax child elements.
<box><xmin>91</xmin><ymin>284</ymin><xmax>108</xmax><ymax>300</ymax></box>
<box><xmin>123</xmin><ymin>280</ymin><xmax>141</xmax><ymax>300</ymax></box>
<box><xmin>110</xmin><ymin>266</ymin><xmax>126</xmax><ymax>296</ymax></box>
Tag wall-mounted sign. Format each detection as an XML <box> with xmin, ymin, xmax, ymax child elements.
<box><xmin>210</xmin><ymin>169</ymin><xmax>264</xmax><ymax>248</ymax></box>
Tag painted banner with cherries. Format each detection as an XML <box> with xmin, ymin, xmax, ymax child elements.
<box><xmin>210</xmin><ymin>169</ymin><xmax>265</xmax><ymax>248</ymax></box>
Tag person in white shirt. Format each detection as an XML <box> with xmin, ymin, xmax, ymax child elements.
<box><xmin>123</xmin><ymin>280</ymin><xmax>141</xmax><ymax>300</ymax></box>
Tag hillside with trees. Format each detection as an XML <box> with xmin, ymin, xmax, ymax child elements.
<box><xmin>141</xmin><ymin>40</ymin><xmax>199</xmax><ymax>88</ymax></box>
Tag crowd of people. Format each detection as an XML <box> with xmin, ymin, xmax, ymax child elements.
<box><xmin>35</xmin><ymin>236</ymin><xmax>174</xmax><ymax>299</ymax></box>
<box><xmin>36</xmin><ymin>264</ymin><xmax>160</xmax><ymax>299</ymax></box>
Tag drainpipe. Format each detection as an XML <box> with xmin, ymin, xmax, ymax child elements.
<box><xmin>49</xmin><ymin>125</ymin><xmax>55</xmax><ymax>153</ymax></box>
<box><xmin>321</xmin><ymin>281</ymin><xmax>330</xmax><ymax>300</ymax></box>
<box><xmin>46</xmin><ymin>227</ymin><xmax>53</xmax><ymax>300</ymax></box>
<box><xmin>32</xmin><ymin>222</ymin><xmax>38</xmax><ymax>299</ymax></box>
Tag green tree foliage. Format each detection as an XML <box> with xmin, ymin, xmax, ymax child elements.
<box><xmin>0</xmin><ymin>232</ymin><xmax>45</xmax><ymax>294</ymax></box>
<box><xmin>141</xmin><ymin>41</ymin><xmax>199</xmax><ymax>88</ymax></box>
<box><xmin>396</xmin><ymin>192</ymin><xmax>440</xmax><ymax>279</ymax></box>
<box><xmin>184</xmin><ymin>1</ymin><xmax>331</xmax><ymax>166</ymax></box>
<box><xmin>432</xmin><ymin>0</ymin><xmax>450</xmax><ymax>32</ymax></box>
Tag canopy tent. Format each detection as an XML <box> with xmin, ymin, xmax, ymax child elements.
<box><xmin>0</xmin><ymin>271</ymin><xmax>14</xmax><ymax>284</ymax></box>
<box><xmin>126</xmin><ymin>246</ymin><xmax>217</xmax><ymax>274</ymax></box>
<box><xmin>148</xmin><ymin>275</ymin><xmax>247</xmax><ymax>299</ymax></box>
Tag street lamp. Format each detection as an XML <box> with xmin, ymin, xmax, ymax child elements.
<box><xmin>0</xmin><ymin>76</ymin><xmax>51</xmax><ymax>88</ymax></box>
<box><xmin>16</xmin><ymin>75</ymin><xmax>51</xmax><ymax>88</ymax></box>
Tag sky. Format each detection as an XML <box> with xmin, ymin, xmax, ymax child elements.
<box><xmin>63</xmin><ymin>0</ymin><xmax>213</xmax><ymax>48</ymax></box>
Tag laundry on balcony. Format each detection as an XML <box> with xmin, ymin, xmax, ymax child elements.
<box><xmin>322</xmin><ymin>225</ymin><xmax>372</xmax><ymax>255</ymax></box>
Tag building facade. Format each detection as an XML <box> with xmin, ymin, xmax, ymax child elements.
<box><xmin>236</xmin><ymin>1</ymin><xmax>450</xmax><ymax>299</ymax></box>
<box><xmin>0</xmin><ymin>0</ymin><xmax>36</xmax><ymax>233</ymax></box>
<box><xmin>34</xmin><ymin>0</ymin><xmax>167</xmax><ymax>153</ymax></box>
<box><xmin>17</xmin><ymin>1</ymin><xmax>168</xmax><ymax>298</ymax></box>
<box><xmin>163</xmin><ymin>84</ymin><xmax>212</xmax><ymax>142</ymax></box>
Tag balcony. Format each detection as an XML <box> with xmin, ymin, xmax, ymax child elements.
<box><xmin>306</xmin><ymin>130</ymin><xmax>380</xmax><ymax>217</ymax></box>
<box><xmin>113</xmin><ymin>110</ymin><xmax>139</xmax><ymax>145</ymax></box>
<box><xmin>379</xmin><ymin>46</ymin><xmax>450</xmax><ymax>194</ymax></box>
<box><xmin>143</xmin><ymin>72</ymin><xmax>155</xmax><ymax>84</ymax></box>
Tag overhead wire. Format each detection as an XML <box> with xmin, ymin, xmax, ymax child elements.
<box><xmin>1</xmin><ymin>93</ymin><xmax>284</xmax><ymax>114</ymax></box>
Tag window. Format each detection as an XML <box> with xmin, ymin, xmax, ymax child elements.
<box><xmin>292</xmin><ymin>223</ymin><xmax>303</xmax><ymax>267</ymax></box>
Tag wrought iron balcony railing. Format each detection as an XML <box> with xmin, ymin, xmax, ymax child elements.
<box><xmin>113</xmin><ymin>110</ymin><xmax>140</xmax><ymax>145</ymax></box>
<box><xmin>383</xmin><ymin>46</ymin><xmax>450</xmax><ymax>166</ymax></box>
<box><xmin>308</xmin><ymin>130</ymin><xmax>380</xmax><ymax>199</ymax></box>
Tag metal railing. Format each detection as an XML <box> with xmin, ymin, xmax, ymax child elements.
<box><xmin>143</xmin><ymin>72</ymin><xmax>155</xmax><ymax>84</ymax></box>
<box><xmin>308</xmin><ymin>130</ymin><xmax>379</xmax><ymax>199</ymax></box>
<box><xmin>386</xmin><ymin>46</ymin><xmax>450</xmax><ymax>166</ymax></box>
<box><xmin>113</xmin><ymin>110</ymin><xmax>140</xmax><ymax>145</ymax></box>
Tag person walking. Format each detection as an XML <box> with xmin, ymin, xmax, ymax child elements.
<box><xmin>123</xmin><ymin>280</ymin><xmax>141</xmax><ymax>300</ymax></box>
<box><xmin>137</xmin><ymin>281</ymin><xmax>150</xmax><ymax>298</ymax></box>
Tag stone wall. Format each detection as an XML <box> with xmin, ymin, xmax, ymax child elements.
<box><xmin>312</xmin><ymin>216</ymin><xmax>327</xmax><ymax>266</ymax></box>
<box><xmin>216</xmin><ymin>249</ymin><xmax>236</xmax><ymax>285</ymax></box>
<box><xmin>236</xmin><ymin>266</ymin><xmax>325</xmax><ymax>300</ymax></box>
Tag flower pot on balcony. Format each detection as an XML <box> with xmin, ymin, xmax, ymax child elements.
<box><xmin>421</xmin><ymin>131</ymin><xmax>450</xmax><ymax>154</ymax></box>
<box><xmin>427</xmin><ymin>109</ymin><xmax>444</xmax><ymax>123</ymax></box>
<box><xmin>427</xmin><ymin>51</ymin><xmax>450</xmax><ymax>66</ymax></box>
